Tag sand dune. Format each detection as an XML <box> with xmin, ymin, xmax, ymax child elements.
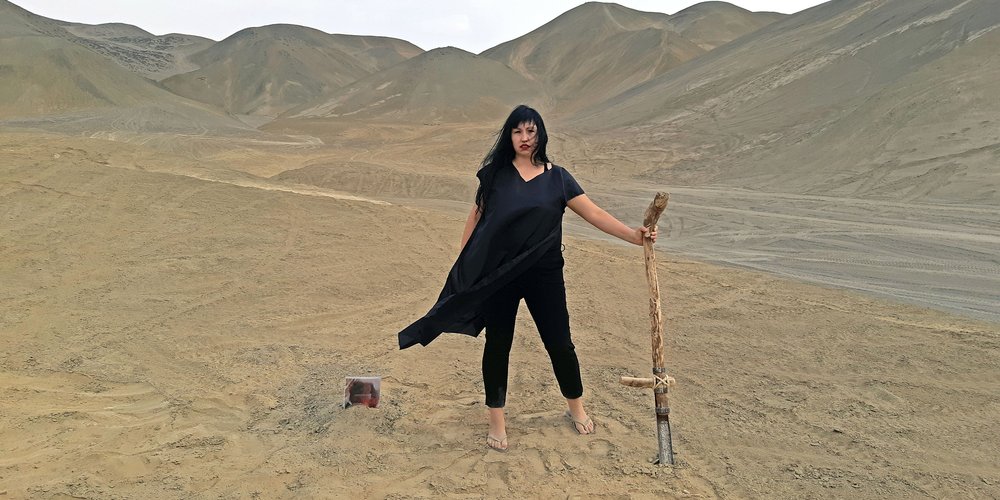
<box><xmin>666</xmin><ymin>1</ymin><xmax>785</xmax><ymax>50</ymax></box>
<box><xmin>0</xmin><ymin>0</ymin><xmax>80</xmax><ymax>37</ymax></box>
<box><xmin>0</xmin><ymin>1</ymin><xmax>252</xmax><ymax>134</ymax></box>
<box><xmin>575</xmin><ymin>0</ymin><xmax>1000</xmax><ymax>203</ymax></box>
<box><xmin>0</xmin><ymin>36</ymin><xmax>250</xmax><ymax>136</ymax></box>
<box><xmin>161</xmin><ymin>25</ymin><xmax>422</xmax><ymax>117</ymax></box>
<box><xmin>483</xmin><ymin>3</ymin><xmax>699</xmax><ymax>112</ymax></box>
<box><xmin>0</xmin><ymin>0</ymin><xmax>213</xmax><ymax>80</ymax></box>
<box><xmin>62</xmin><ymin>24</ymin><xmax>214</xmax><ymax>81</ymax></box>
<box><xmin>481</xmin><ymin>2</ymin><xmax>782</xmax><ymax>111</ymax></box>
<box><xmin>286</xmin><ymin>47</ymin><xmax>549</xmax><ymax>122</ymax></box>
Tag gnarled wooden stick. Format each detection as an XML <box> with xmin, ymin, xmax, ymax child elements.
<box><xmin>618</xmin><ymin>192</ymin><xmax>674</xmax><ymax>465</ymax></box>
<box><xmin>619</xmin><ymin>375</ymin><xmax>676</xmax><ymax>389</ymax></box>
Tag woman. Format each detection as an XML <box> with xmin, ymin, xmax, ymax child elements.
<box><xmin>398</xmin><ymin>105</ymin><xmax>656</xmax><ymax>451</ymax></box>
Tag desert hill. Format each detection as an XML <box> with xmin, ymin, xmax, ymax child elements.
<box><xmin>0</xmin><ymin>0</ymin><xmax>213</xmax><ymax>80</ymax></box>
<box><xmin>0</xmin><ymin>0</ymin><xmax>67</xmax><ymax>36</ymax></box>
<box><xmin>0</xmin><ymin>35</ymin><xmax>248</xmax><ymax>134</ymax></box>
<box><xmin>0</xmin><ymin>1</ymin><xmax>246</xmax><ymax>133</ymax></box>
<box><xmin>0</xmin><ymin>36</ymin><xmax>158</xmax><ymax>116</ymax></box>
<box><xmin>667</xmin><ymin>1</ymin><xmax>785</xmax><ymax>50</ymax></box>
<box><xmin>0</xmin><ymin>0</ymin><xmax>248</xmax><ymax>133</ymax></box>
<box><xmin>61</xmin><ymin>23</ymin><xmax>214</xmax><ymax>80</ymax></box>
<box><xmin>576</xmin><ymin>0</ymin><xmax>1000</xmax><ymax>203</ymax></box>
<box><xmin>161</xmin><ymin>24</ymin><xmax>423</xmax><ymax>117</ymax></box>
<box><xmin>285</xmin><ymin>46</ymin><xmax>548</xmax><ymax>123</ymax></box>
<box><xmin>481</xmin><ymin>1</ymin><xmax>782</xmax><ymax>111</ymax></box>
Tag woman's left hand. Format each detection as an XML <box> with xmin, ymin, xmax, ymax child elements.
<box><xmin>634</xmin><ymin>225</ymin><xmax>657</xmax><ymax>245</ymax></box>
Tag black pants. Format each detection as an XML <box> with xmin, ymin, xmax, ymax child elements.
<box><xmin>482</xmin><ymin>253</ymin><xmax>583</xmax><ymax>408</ymax></box>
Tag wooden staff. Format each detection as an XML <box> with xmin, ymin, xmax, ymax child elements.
<box><xmin>619</xmin><ymin>192</ymin><xmax>674</xmax><ymax>465</ymax></box>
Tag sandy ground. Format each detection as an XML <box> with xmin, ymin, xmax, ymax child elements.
<box><xmin>2</xmin><ymin>133</ymin><xmax>999</xmax><ymax>498</ymax></box>
<box><xmin>564</xmin><ymin>184</ymin><xmax>1000</xmax><ymax>324</ymax></box>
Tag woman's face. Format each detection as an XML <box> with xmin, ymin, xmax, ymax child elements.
<box><xmin>511</xmin><ymin>121</ymin><xmax>538</xmax><ymax>160</ymax></box>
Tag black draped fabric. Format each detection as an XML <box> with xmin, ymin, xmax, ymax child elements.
<box><xmin>398</xmin><ymin>163</ymin><xmax>585</xmax><ymax>349</ymax></box>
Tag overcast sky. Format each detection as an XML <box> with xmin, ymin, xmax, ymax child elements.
<box><xmin>17</xmin><ymin>1</ymin><xmax>828</xmax><ymax>53</ymax></box>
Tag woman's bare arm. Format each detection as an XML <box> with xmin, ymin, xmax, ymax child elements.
<box><xmin>460</xmin><ymin>204</ymin><xmax>481</xmax><ymax>250</ymax></box>
<box><xmin>567</xmin><ymin>194</ymin><xmax>656</xmax><ymax>246</ymax></box>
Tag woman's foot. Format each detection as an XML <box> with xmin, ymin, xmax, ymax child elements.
<box><xmin>567</xmin><ymin>413</ymin><xmax>595</xmax><ymax>434</ymax></box>
<box><xmin>487</xmin><ymin>407</ymin><xmax>508</xmax><ymax>451</ymax></box>
<box><xmin>486</xmin><ymin>434</ymin><xmax>508</xmax><ymax>451</ymax></box>
<box><xmin>566</xmin><ymin>398</ymin><xmax>595</xmax><ymax>435</ymax></box>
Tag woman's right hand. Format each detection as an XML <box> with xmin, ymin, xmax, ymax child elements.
<box><xmin>633</xmin><ymin>226</ymin><xmax>657</xmax><ymax>245</ymax></box>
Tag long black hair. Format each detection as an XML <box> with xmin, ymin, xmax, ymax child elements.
<box><xmin>474</xmin><ymin>104</ymin><xmax>550</xmax><ymax>215</ymax></box>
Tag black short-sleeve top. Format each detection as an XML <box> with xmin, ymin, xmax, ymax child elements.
<box><xmin>398</xmin><ymin>163</ymin><xmax>585</xmax><ymax>349</ymax></box>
